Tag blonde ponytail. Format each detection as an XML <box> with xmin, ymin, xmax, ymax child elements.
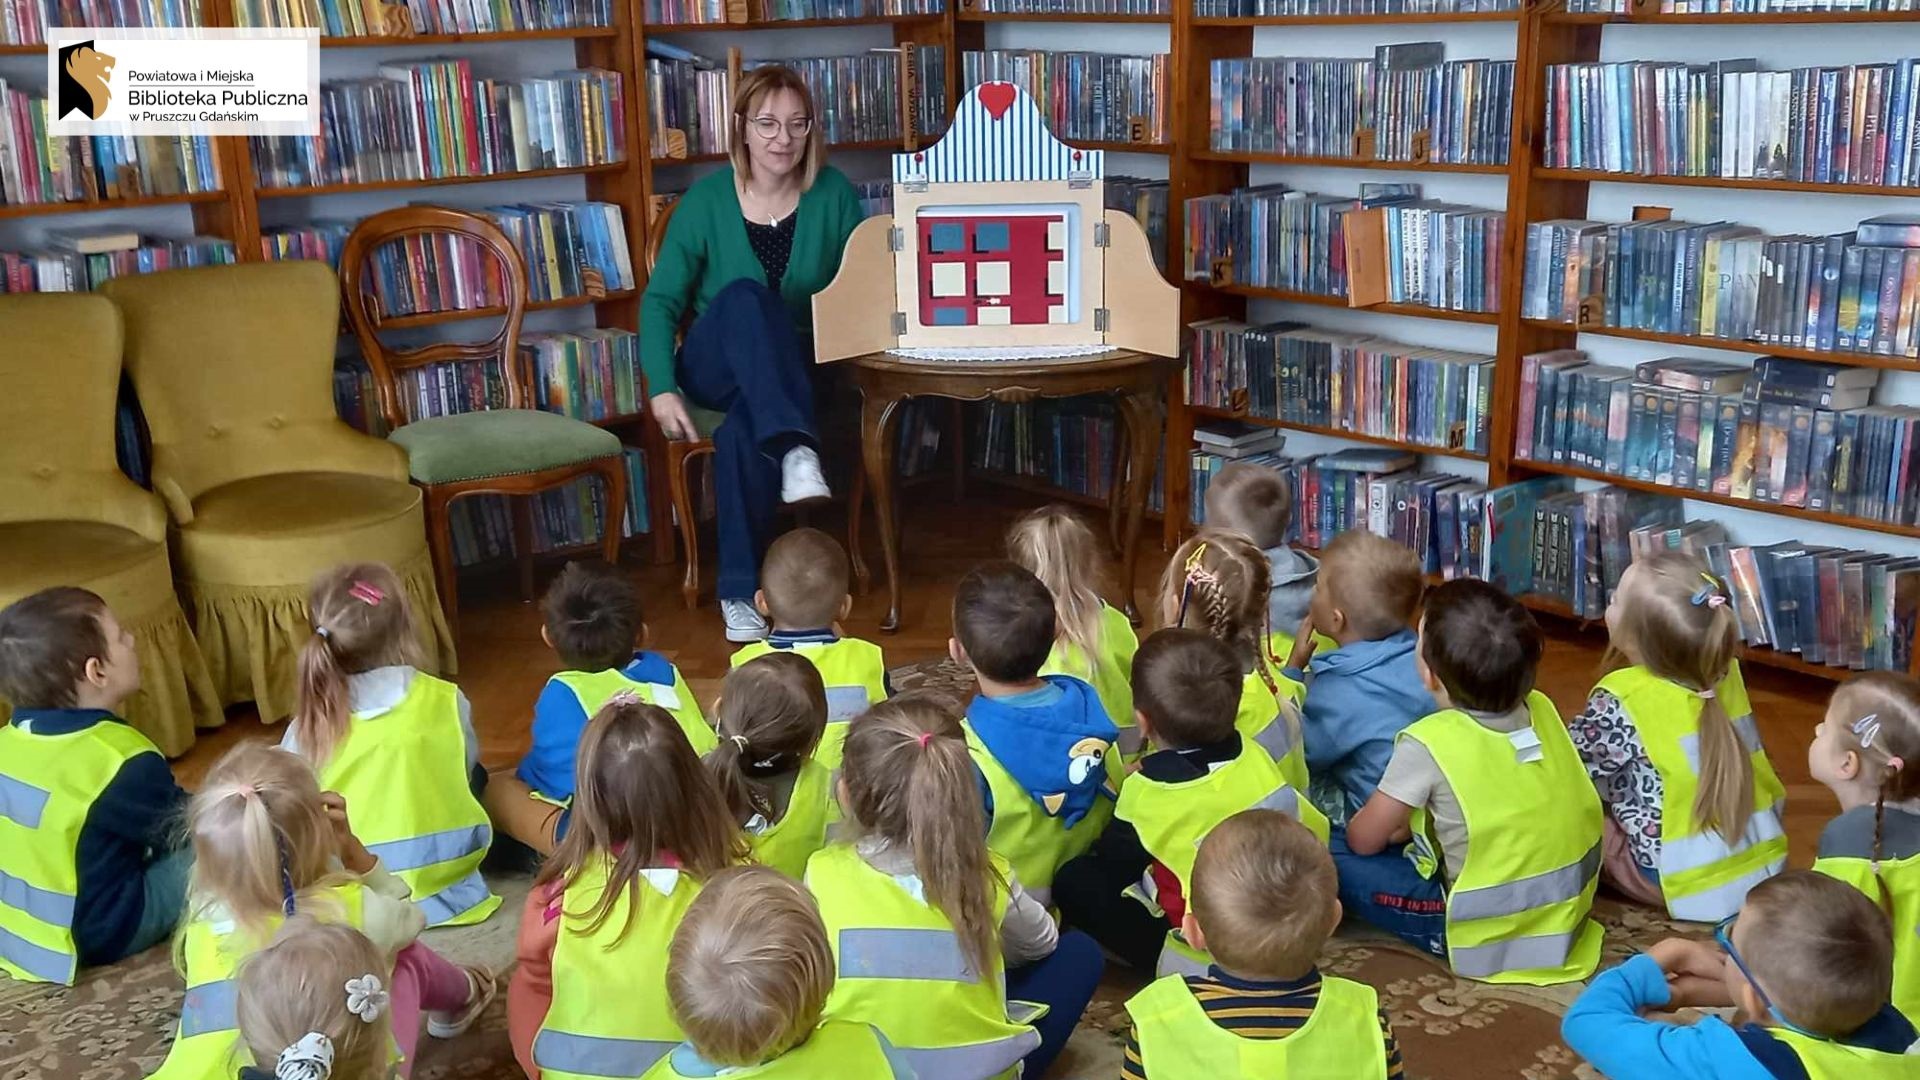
<box><xmin>290</xmin><ymin>563</ymin><xmax>416</xmax><ymax>767</ymax></box>
<box><xmin>841</xmin><ymin>694</ymin><xmax>1000</xmax><ymax>978</ymax></box>
<box><xmin>1008</xmin><ymin>505</ymin><xmax>1109</xmax><ymax>667</ymax></box>
<box><xmin>185</xmin><ymin>744</ymin><xmax>347</xmax><ymax>946</ymax></box>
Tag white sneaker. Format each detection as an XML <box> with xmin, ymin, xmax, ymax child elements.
<box><xmin>780</xmin><ymin>446</ymin><xmax>831</xmax><ymax>505</ymax></box>
<box><xmin>721</xmin><ymin>598</ymin><xmax>769</xmax><ymax>643</ymax></box>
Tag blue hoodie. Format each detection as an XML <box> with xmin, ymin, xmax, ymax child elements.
<box><xmin>965</xmin><ymin>674</ymin><xmax>1117</xmax><ymax>829</ymax></box>
<box><xmin>1290</xmin><ymin>629</ymin><xmax>1436</xmax><ymax>821</ymax></box>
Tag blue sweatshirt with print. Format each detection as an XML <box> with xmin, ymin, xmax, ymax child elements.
<box><xmin>1291</xmin><ymin>629</ymin><xmax>1436</xmax><ymax>820</ymax></box>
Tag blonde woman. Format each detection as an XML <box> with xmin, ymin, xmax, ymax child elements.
<box><xmin>640</xmin><ymin>65</ymin><xmax>866</xmax><ymax>644</ymax></box>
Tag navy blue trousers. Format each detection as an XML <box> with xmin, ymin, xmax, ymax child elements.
<box><xmin>1006</xmin><ymin>929</ymin><xmax>1106</xmax><ymax>1078</ymax></box>
<box><xmin>674</xmin><ymin>278</ymin><xmax>817</xmax><ymax>601</ymax></box>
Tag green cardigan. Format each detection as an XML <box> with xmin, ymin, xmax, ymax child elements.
<box><xmin>639</xmin><ymin>164</ymin><xmax>865</xmax><ymax>396</ymax></box>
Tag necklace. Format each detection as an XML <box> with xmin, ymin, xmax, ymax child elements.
<box><xmin>741</xmin><ymin>180</ymin><xmax>798</xmax><ymax>226</ymax></box>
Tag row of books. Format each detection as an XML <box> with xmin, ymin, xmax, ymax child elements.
<box><xmin>1567</xmin><ymin>0</ymin><xmax>1918</xmax><ymax>12</ymax></box>
<box><xmin>2</xmin><ymin>87</ymin><xmax>222</xmax><ymax>206</ymax></box>
<box><xmin>1210</xmin><ymin>46</ymin><xmax>1514</xmax><ymax>166</ymax></box>
<box><xmin>0</xmin><ymin>236</ymin><xmax>236</xmax><ymax>293</ymax></box>
<box><xmin>640</xmin><ymin>0</ymin><xmax>939</xmax><ymax>24</ymax></box>
<box><xmin>646</xmin><ymin>47</ymin><xmax>943</xmax><ymax>160</ymax></box>
<box><xmin>445</xmin><ymin>446</ymin><xmax>650</xmax><ymax>567</ymax></box>
<box><xmin>1184</xmin><ymin>183</ymin><xmax>1505</xmax><ymax>312</ymax></box>
<box><xmin>1186</xmin><ymin>318</ymin><xmax>1496</xmax><ymax>453</ymax></box>
<box><xmin>2</xmin><ymin>0</ymin><xmax>202</xmax><ymax>44</ymax></box>
<box><xmin>1107</xmin><ymin>175</ymin><xmax>1169</xmax><ymax>271</ymax></box>
<box><xmin>1543</xmin><ymin>59</ymin><xmax>1920</xmax><ymax>189</ymax></box>
<box><xmin>227</xmin><ymin>0</ymin><xmax>613</xmax><ymax>33</ymax></box>
<box><xmin>963</xmin><ymin>0</ymin><xmax>1167</xmax><ymax>11</ymax></box>
<box><xmin>1518</xmin><ymin>351</ymin><xmax>1920</xmax><ymax>528</ymax></box>
<box><xmin>764</xmin><ymin>53</ymin><xmax>917</xmax><ymax>147</ymax></box>
<box><xmin>1195</xmin><ymin>0</ymin><xmax>1515</xmax><ymax>12</ymax></box>
<box><xmin>960</xmin><ymin>51</ymin><xmax>1169</xmax><ymax>146</ymax></box>
<box><xmin>251</xmin><ymin>65</ymin><xmax>626</xmax><ymax>190</ymax></box>
<box><xmin>1521</xmin><ymin>214</ymin><xmax>1920</xmax><ymax>358</ymax></box>
<box><xmin>967</xmin><ymin>399</ymin><xmax>1166</xmax><ymax>513</ymax></box>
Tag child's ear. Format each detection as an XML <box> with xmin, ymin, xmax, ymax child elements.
<box><xmin>1736</xmin><ymin>978</ymin><xmax>1769</xmax><ymax>1026</ymax></box>
<box><xmin>1326</xmin><ymin>607</ymin><xmax>1348</xmax><ymax>637</ymax></box>
<box><xmin>949</xmin><ymin>637</ymin><xmax>968</xmax><ymax>669</ymax></box>
<box><xmin>754</xmin><ymin>589</ymin><xmax>771</xmax><ymax>619</ymax></box>
<box><xmin>1840</xmin><ymin>748</ymin><xmax>1862</xmax><ymax>783</ymax></box>
<box><xmin>838</xmin><ymin>593</ymin><xmax>853</xmax><ymax>621</ymax></box>
<box><xmin>1133</xmin><ymin>708</ymin><xmax>1154</xmax><ymax>743</ymax></box>
<box><xmin>1181</xmin><ymin>910</ymin><xmax>1207</xmax><ymax>954</ymax></box>
<box><xmin>636</xmin><ymin>622</ymin><xmax>651</xmax><ymax>651</ymax></box>
<box><xmin>1325</xmin><ymin>898</ymin><xmax>1345</xmax><ymax>938</ymax></box>
<box><xmin>82</xmin><ymin>655</ymin><xmax>109</xmax><ymax>688</ymax></box>
<box><xmin>540</xmin><ymin>625</ymin><xmax>554</xmax><ymax>651</ymax></box>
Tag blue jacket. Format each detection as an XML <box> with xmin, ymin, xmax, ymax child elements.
<box><xmin>966</xmin><ymin>675</ymin><xmax>1117</xmax><ymax>829</ymax></box>
<box><xmin>1291</xmin><ymin>630</ymin><xmax>1436</xmax><ymax>820</ymax></box>
<box><xmin>517</xmin><ymin>651</ymin><xmax>682</xmax><ymax>801</ymax></box>
<box><xmin>10</xmin><ymin>709</ymin><xmax>189</xmax><ymax>964</ymax></box>
<box><xmin>1563</xmin><ymin>953</ymin><xmax>1918</xmax><ymax>1080</ymax></box>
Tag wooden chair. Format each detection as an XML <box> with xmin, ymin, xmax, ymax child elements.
<box><xmin>340</xmin><ymin>206</ymin><xmax>629</xmax><ymax>628</ymax></box>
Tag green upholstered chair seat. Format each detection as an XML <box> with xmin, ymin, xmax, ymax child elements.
<box><xmin>690</xmin><ymin>404</ymin><xmax>725</xmax><ymax>441</ymax></box>
<box><xmin>390</xmin><ymin>409</ymin><xmax>623</xmax><ymax>484</ymax></box>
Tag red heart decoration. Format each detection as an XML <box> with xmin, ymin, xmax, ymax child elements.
<box><xmin>977</xmin><ymin>82</ymin><xmax>1016</xmax><ymax>121</ymax></box>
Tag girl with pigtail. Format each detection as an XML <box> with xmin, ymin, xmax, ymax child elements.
<box><xmin>1572</xmin><ymin>551</ymin><xmax>1788</xmax><ymax>922</ymax></box>
<box><xmin>1008</xmin><ymin>505</ymin><xmax>1142</xmax><ymax>758</ymax></box>
<box><xmin>151</xmin><ymin>744</ymin><xmax>491</xmax><ymax>1080</ymax></box>
<box><xmin>805</xmin><ymin>693</ymin><xmax>1105</xmax><ymax>1080</ymax></box>
<box><xmin>702</xmin><ymin>651</ymin><xmax>839</xmax><ymax>877</ymax></box>
<box><xmin>1809</xmin><ymin>671</ymin><xmax>1920</xmax><ymax>1017</ymax></box>
<box><xmin>284</xmin><ymin>563</ymin><xmax>498</xmax><ymax>929</ymax></box>
<box><xmin>235</xmin><ymin>919</ymin><xmax>397</xmax><ymax>1080</ymax></box>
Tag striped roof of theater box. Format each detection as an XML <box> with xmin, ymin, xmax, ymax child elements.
<box><xmin>894</xmin><ymin>81</ymin><xmax>1104</xmax><ymax>187</ymax></box>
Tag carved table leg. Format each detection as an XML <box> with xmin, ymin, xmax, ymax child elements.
<box><xmin>848</xmin><ymin>465</ymin><xmax>870</xmax><ymax>595</ymax></box>
<box><xmin>1115</xmin><ymin>388</ymin><xmax>1164</xmax><ymax>626</ymax></box>
<box><xmin>860</xmin><ymin>390</ymin><xmax>908</xmax><ymax>633</ymax></box>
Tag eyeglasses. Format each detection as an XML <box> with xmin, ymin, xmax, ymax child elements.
<box><xmin>749</xmin><ymin>116</ymin><xmax>812</xmax><ymax>140</ymax></box>
<box><xmin>1715</xmin><ymin>915</ymin><xmax>1829</xmax><ymax>1042</ymax></box>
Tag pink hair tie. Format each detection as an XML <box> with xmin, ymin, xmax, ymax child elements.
<box><xmin>232</xmin><ymin>783</ymin><xmax>257</xmax><ymax>799</ymax></box>
<box><xmin>1695</xmin><ymin>688</ymin><xmax>1716</xmax><ymax>701</ymax></box>
<box><xmin>916</xmin><ymin>732</ymin><xmax>933</xmax><ymax>749</ymax></box>
<box><xmin>1890</xmin><ymin>756</ymin><xmax>1907</xmax><ymax>772</ymax></box>
<box><xmin>348</xmin><ymin>581</ymin><xmax>385</xmax><ymax>606</ymax></box>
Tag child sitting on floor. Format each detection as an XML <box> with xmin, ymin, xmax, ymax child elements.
<box><xmin>1056</xmin><ymin>629</ymin><xmax>1324</xmax><ymax>977</ymax></box>
<box><xmin>705</xmin><ymin>652</ymin><xmax>838</xmax><ymax>878</ymax></box>
<box><xmin>235</xmin><ymin>918</ymin><xmax>396</xmax><ymax>1080</ymax></box>
<box><xmin>1284</xmin><ymin>529</ymin><xmax>1436</xmax><ymax>826</ymax></box>
<box><xmin>1202</xmin><ymin>462</ymin><xmax>1320</xmax><ymax>656</ymax></box>
<box><xmin>1563</xmin><ymin>870</ymin><xmax>1919</xmax><ymax>1078</ymax></box>
<box><xmin>645</xmin><ymin>865</ymin><xmax>912</xmax><ymax>1078</ymax></box>
<box><xmin>285</xmin><ymin>563</ymin><xmax>498</xmax><ymax>928</ymax></box>
<box><xmin>1570</xmin><ymin>552</ymin><xmax>1786</xmax><ymax>922</ymax></box>
<box><xmin>1343</xmin><ymin>580</ymin><xmax>1604</xmax><ymax>983</ymax></box>
<box><xmin>952</xmin><ymin>561</ymin><xmax>1120</xmax><ymax>909</ymax></box>
<box><xmin>1122</xmin><ymin>809</ymin><xmax>1404</xmax><ymax>1079</ymax></box>
<box><xmin>729</xmin><ymin>528</ymin><xmax>887</xmax><ymax>767</ymax></box>
<box><xmin>1808</xmin><ymin>671</ymin><xmax>1920</xmax><ymax>1018</ymax></box>
<box><xmin>0</xmin><ymin>586</ymin><xmax>190</xmax><ymax>984</ymax></box>
<box><xmin>152</xmin><ymin>744</ymin><xmax>490</xmax><ymax>1079</ymax></box>
<box><xmin>1008</xmin><ymin>505</ymin><xmax>1140</xmax><ymax>755</ymax></box>
<box><xmin>492</xmin><ymin>561</ymin><xmax>713</xmax><ymax>855</ymax></box>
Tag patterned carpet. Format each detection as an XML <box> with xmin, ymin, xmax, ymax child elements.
<box><xmin>1</xmin><ymin>658</ymin><xmax>1703</xmax><ymax>1079</ymax></box>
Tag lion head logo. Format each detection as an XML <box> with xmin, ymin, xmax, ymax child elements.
<box><xmin>57</xmin><ymin>41</ymin><xmax>115</xmax><ymax>121</ymax></box>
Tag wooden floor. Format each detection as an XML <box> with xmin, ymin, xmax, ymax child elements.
<box><xmin>170</xmin><ymin>481</ymin><xmax>1837</xmax><ymax>868</ymax></box>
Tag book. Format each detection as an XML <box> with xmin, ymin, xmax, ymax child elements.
<box><xmin>46</xmin><ymin>228</ymin><xmax>141</xmax><ymax>255</ymax></box>
<box><xmin>963</xmin><ymin>51</ymin><xmax>1169</xmax><ymax>146</ymax></box>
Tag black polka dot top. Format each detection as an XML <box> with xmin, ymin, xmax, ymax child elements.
<box><xmin>745</xmin><ymin>212</ymin><xmax>796</xmax><ymax>293</ymax></box>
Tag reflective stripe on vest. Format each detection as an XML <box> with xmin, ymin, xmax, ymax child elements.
<box><xmin>179</xmin><ymin>978</ymin><xmax>238</xmax><ymax>1038</ymax></box>
<box><xmin>1450</xmin><ymin>931</ymin><xmax>1592</xmax><ymax>981</ymax></box>
<box><xmin>1116</xmin><ymin>742</ymin><xmax>1296</xmax><ymax>900</ymax></box>
<box><xmin>640</xmin><ymin>1020</ymin><xmax>900</xmax><ymax>1079</ymax></box>
<box><xmin>0</xmin><ymin>925</ymin><xmax>71</xmax><ymax>983</ymax></box>
<box><xmin>824</xmin><ymin>685</ymin><xmax>872</xmax><ymax>723</ymax></box>
<box><xmin>1448</xmin><ymin>844</ymin><xmax>1602</xmax><ymax>922</ymax></box>
<box><xmin>893</xmin><ymin>1034</ymin><xmax>1040</xmax><ymax>1080</ymax></box>
<box><xmin>1155</xmin><ymin>931</ymin><xmax>1211</xmax><ymax>979</ymax></box>
<box><xmin>1668</xmin><ymin>858</ymin><xmax>1787</xmax><ymax>924</ymax></box>
<box><xmin>535</xmin><ymin>1031</ymin><xmax>679</xmax><ymax>1077</ymax></box>
<box><xmin>0</xmin><ymin>773</ymin><xmax>50</xmax><ymax>827</ymax></box>
<box><xmin>1129</xmin><ymin>972</ymin><xmax>1387</xmax><ymax>1079</ymax></box>
<box><xmin>840</xmin><ymin>927</ymin><xmax>982</xmax><ymax>982</ymax></box>
<box><xmin>366</xmin><ymin>823</ymin><xmax>491</xmax><ymax>872</ymax></box>
<box><xmin>0</xmin><ymin>868</ymin><xmax>75</xmax><ymax>928</ymax></box>
<box><xmin>415</xmin><ymin>868</ymin><xmax>496</xmax><ymax>926</ymax></box>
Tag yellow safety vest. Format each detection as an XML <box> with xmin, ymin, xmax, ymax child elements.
<box><xmin>150</xmin><ymin>885</ymin><xmax>371</xmax><ymax>1080</ymax></box>
<box><xmin>1115</xmin><ymin>737</ymin><xmax>1324</xmax><ymax>978</ymax></box>
<box><xmin>1769</xmin><ymin>1027</ymin><xmax>1920</xmax><ymax>1079</ymax></box>
<box><xmin>963</xmin><ymin>722</ymin><xmax>1119</xmax><ymax>909</ymax></box>
<box><xmin>1399</xmin><ymin>692</ymin><xmax>1605</xmax><ymax>985</ymax></box>
<box><xmin>0</xmin><ymin>718</ymin><xmax>159</xmax><ymax>984</ymax></box>
<box><xmin>554</xmin><ymin>665</ymin><xmax>716</xmax><ymax>758</ymax></box>
<box><xmin>805</xmin><ymin>843</ymin><xmax>1039</xmax><ymax>1080</ymax></box>
<box><xmin>1127</xmin><ymin>972</ymin><xmax>1387</xmax><ymax>1079</ymax></box>
<box><xmin>533</xmin><ymin>855</ymin><xmax>702</xmax><ymax>1079</ymax></box>
<box><xmin>1268</xmin><ymin>629</ymin><xmax>1340</xmax><ymax>669</ymax></box>
<box><xmin>731</xmin><ymin>638</ymin><xmax>886</xmax><ymax>768</ymax></box>
<box><xmin>1812</xmin><ymin>850</ymin><xmax>1920</xmax><ymax>1020</ymax></box>
<box><xmin>1040</xmin><ymin>604</ymin><xmax>1140</xmax><ymax>760</ymax></box>
<box><xmin>1235</xmin><ymin>672</ymin><xmax>1330</xmax><ymax>844</ymax></box>
<box><xmin>315</xmin><ymin>674</ymin><xmax>500</xmax><ymax>928</ymax></box>
<box><xmin>640</xmin><ymin>1020</ymin><xmax>902</xmax><ymax>1079</ymax></box>
<box><xmin>1596</xmin><ymin>662</ymin><xmax>1787</xmax><ymax>922</ymax></box>
<box><xmin>746</xmin><ymin>758</ymin><xmax>837</xmax><ymax>879</ymax></box>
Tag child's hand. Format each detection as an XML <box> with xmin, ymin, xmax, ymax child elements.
<box><xmin>320</xmin><ymin>791</ymin><xmax>378</xmax><ymax>876</ymax></box>
<box><xmin>1286</xmin><ymin>617</ymin><xmax>1317</xmax><ymax>671</ymax></box>
<box><xmin>1647</xmin><ymin>937</ymin><xmax>1731</xmax><ymax>1007</ymax></box>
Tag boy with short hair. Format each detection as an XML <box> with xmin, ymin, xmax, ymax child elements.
<box><xmin>731</xmin><ymin>528</ymin><xmax>887</xmax><ymax>766</ymax></box>
<box><xmin>1122</xmin><ymin>809</ymin><xmax>1403</xmax><ymax>1078</ymax></box>
<box><xmin>1056</xmin><ymin>629</ymin><xmax>1320</xmax><ymax>975</ymax></box>
<box><xmin>491</xmin><ymin>561</ymin><xmax>712</xmax><ymax>853</ymax></box>
<box><xmin>953</xmin><ymin>561</ymin><xmax>1119</xmax><ymax>908</ymax></box>
<box><xmin>1204</xmin><ymin>462</ymin><xmax>1319</xmax><ymax>640</ymax></box>
<box><xmin>1344</xmin><ymin>580</ymin><xmax>1605</xmax><ymax>981</ymax></box>
<box><xmin>0</xmin><ymin>587</ymin><xmax>190</xmax><ymax>982</ymax></box>
<box><xmin>1287</xmin><ymin>529</ymin><xmax>1436</xmax><ymax>824</ymax></box>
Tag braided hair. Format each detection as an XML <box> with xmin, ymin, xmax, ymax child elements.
<box><xmin>1159</xmin><ymin>530</ymin><xmax>1282</xmax><ymax>697</ymax></box>
<box><xmin>1824</xmin><ymin>673</ymin><xmax>1920</xmax><ymax>912</ymax></box>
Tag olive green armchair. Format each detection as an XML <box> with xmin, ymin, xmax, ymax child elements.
<box><xmin>104</xmin><ymin>263</ymin><xmax>456</xmax><ymax>722</ymax></box>
<box><xmin>0</xmin><ymin>293</ymin><xmax>218</xmax><ymax>755</ymax></box>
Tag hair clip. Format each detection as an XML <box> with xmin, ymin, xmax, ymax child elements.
<box><xmin>1695</xmin><ymin>687</ymin><xmax>1717</xmax><ymax>701</ymax></box>
<box><xmin>347</xmin><ymin>581</ymin><xmax>385</xmax><ymax>606</ymax></box>
<box><xmin>343</xmin><ymin>974</ymin><xmax>388</xmax><ymax>1023</ymax></box>
<box><xmin>1175</xmin><ymin>564</ymin><xmax>1219</xmax><ymax>630</ymax></box>
<box><xmin>606</xmin><ymin>689</ymin><xmax>644</xmax><ymax>708</ymax></box>
<box><xmin>1852</xmin><ymin>712</ymin><xmax>1883</xmax><ymax>749</ymax></box>
<box><xmin>916</xmin><ymin>732</ymin><xmax>933</xmax><ymax>749</ymax></box>
<box><xmin>275</xmin><ymin>1033</ymin><xmax>334</xmax><ymax>1080</ymax></box>
<box><xmin>729</xmin><ymin>734</ymin><xmax>750</xmax><ymax>753</ymax></box>
<box><xmin>313</xmin><ymin>626</ymin><xmax>332</xmax><ymax>642</ymax></box>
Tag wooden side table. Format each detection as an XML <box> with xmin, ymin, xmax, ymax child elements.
<box><xmin>844</xmin><ymin>348</ymin><xmax>1176</xmax><ymax>633</ymax></box>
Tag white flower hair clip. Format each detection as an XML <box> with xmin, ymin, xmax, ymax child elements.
<box><xmin>343</xmin><ymin>973</ymin><xmax>388</xmax><ymax>1023</ymax></box>
<box><xmin>276</xmin><ymin>1032</ymin><xmax>335</xmax><ymax>1080</ymax></box>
